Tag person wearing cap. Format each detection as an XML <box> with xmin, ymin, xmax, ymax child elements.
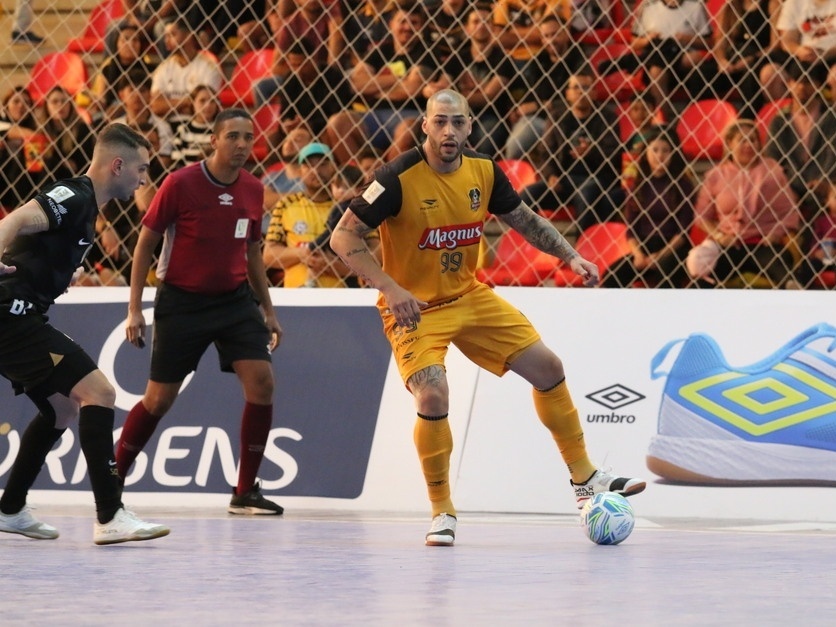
<box><xmin>262</xmin><ymin>142</ymin><xmax>341</xmax><ymax>287</ymax></box>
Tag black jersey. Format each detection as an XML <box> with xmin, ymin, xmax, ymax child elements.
<box><xmin>0</xmin><ymin>176</ymin><xmax>97</xmax><ymax>312</ymax></box>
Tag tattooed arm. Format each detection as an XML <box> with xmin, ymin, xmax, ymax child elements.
<box><xmin>330</xmin><ymin>209</ymin><xmax>428</xmax><ymax>327</ymax></box>
<box><xmin>499</xmin><ymin>202</ymin><xmax>600</xmax><ymax>286</ymax></box>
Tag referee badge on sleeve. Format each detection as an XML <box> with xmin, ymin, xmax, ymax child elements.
<box><xmin>234</xmin><ymin>218</ymin><xmax>249</xmax><ymax>238</ymax></box>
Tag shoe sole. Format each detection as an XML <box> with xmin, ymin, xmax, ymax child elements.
<box><xmin>0</xmin><ymin>527</ymin><xmax>59</xmax><ymax>540</ymax></box>
<box><xmin>648</xmin><ymin>431</ymin><xmax>836</xmax><ymax>486</ymax></box>
<box><xmin>425</xmin><ymin>537</ymin><xmax>455</xmax><ymax>547</ymax></box>
<box><xmin>94</xmin><ymin>527</ymin><xmax>170</xmax><ymax>546</ymax></box>
<box><xmin>227</xmin><ymin>506</ymin><xmax>283</xmax><ymax>515</ymax></box>
<box><xmin>575</xmin><ymin>482</ymin><xmax>647</xmax><ymax>509</ymax></box>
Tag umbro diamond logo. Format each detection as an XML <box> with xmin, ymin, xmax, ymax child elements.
<box><xmin>586</xmin><ymin>384</ymin><xmax>646</xmax><ymax>410</ymax></box>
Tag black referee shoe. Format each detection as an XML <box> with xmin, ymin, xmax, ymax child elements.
<box><xmin>228</xmin><ymin>481</ymin><xmax>284</xmax><ymax>515</ymax></box>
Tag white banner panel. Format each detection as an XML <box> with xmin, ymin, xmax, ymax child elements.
<box><xmin>453</xmin><ymin>288</ymin><xmax>836</xmax><ymax>521</ymax></box>
<box><xmin>10</xmin><ymin>288</ymin><xmax>836</xmax><ymax>522</ymax></box>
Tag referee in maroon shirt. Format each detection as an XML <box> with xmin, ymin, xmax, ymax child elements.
<box><xmin>117</xmin><ymin>108</ymin><xmax>284</xmax><ymax>515</ymax></box>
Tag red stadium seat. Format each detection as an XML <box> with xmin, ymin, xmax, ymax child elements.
<box><xmin>218</xmin><ymin>49</ymin><xmax>275</xmax><ymax>108</ymax></box>
<box><xmin>66</xmin><ymin>0</ymin><xmax>125</xmax><ymax>54</ymax></box>
<box><xmin>589</xmin><ymin>43</ymin><xmax>645</xmax><ymax>102</ymax></box>
<box><xmin>815</xmin><ymin>269</ymin><xmax>836</xmax><ymax>289</ymax></box>
<box><xmin>477</xmin><ymin>229</ymin><xmax>560</xmax><ymax>287</ymax></box>
<box><xmin>756</xmin><ymin>98</ymin><xmax>792</xmax><ymax>146</ymax></box>
<box><xmin>496</xmin><ymin>159</ymin><xmax>539</xmax><ymax>192</ymax></box>
<box><xmin>553</xmin><ymin>222</ymin><xmax>631</xmax><ymax>287</ymax></box>
<box><xmin>676</xmin><ymin>99</ymin><xmax>738</xmax><ymax>161</ymax></box>
<box><xmin>27</xmin><ymin>51</ymin><xmax>89</xmax><ymax>104</ymax></box>
<box><xmin>706</xmin><ymin>0</ymin><xmax>726</xmax><ymax>31</ymax></box>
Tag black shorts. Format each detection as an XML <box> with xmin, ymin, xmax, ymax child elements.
<box><xmin>150</xmin><ymin>282</ymin><xmax>272</xmax><ymax>383</ymax></box>
<box><xmin>0</xmin><ymin>309</ymin><xmax>97</xmax><ymax>396</ymax></box>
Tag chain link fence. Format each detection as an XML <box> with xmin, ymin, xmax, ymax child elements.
<box><xmin>1</xmin><ymin>0</ymin><xmax>835</xmax><ymax>288</ymax></box>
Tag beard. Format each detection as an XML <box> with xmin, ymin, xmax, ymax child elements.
<box><xmin>428</xmin><ymin>136</ymin><xmax>464</xmax><ymax>163</ymax></box>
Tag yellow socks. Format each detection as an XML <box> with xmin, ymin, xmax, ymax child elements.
<box><xmin>533</xmin><ymin>380</ymin><xmax>596</xmax><ymax>484</ymax></box>
<box><xmin>413</xmin><ymin>414</ymin><xmax>456</xmax><ymax>517</ymax></box>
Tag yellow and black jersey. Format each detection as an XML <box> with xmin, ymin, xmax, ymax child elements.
<box><xmin>349</xmin><ymin>146</ymin><xmax>521</xmax><ymax>304</ymax></box>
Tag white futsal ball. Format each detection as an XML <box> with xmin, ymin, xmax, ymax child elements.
<box><xmin>579</xmin><ymin>492</ymin><xmax>635</xmax><ymax>545</ymax></box>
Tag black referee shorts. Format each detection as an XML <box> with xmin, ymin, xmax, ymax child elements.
<box><xmin>149</xmin><ymin>282</ymin><xmax>272</xmax><ymax>383</ymax></box>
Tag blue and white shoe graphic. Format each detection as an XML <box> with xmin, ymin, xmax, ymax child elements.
<box><xmin>647</xmin><ymin>323</ymin><xmax>836</xmax><ymax>485</ymax></box>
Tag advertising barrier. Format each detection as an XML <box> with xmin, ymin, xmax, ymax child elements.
<box><xmin>1</xmin><ymin>288</ymin><xmax>834</xmax><ymax>522</ymax></box>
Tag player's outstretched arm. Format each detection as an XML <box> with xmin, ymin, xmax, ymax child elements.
<box><xmin>500</xmin><ymin>202</ymin><xmax>599</xmax><ymax>286</ymax></box>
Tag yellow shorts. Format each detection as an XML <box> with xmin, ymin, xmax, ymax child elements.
<box><xmin>381</xmin><ymin>283</ymin><xmax>541</xmax><ymax>385</ymax></box>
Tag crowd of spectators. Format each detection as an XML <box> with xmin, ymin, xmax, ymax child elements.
<box><xmin>2</xmin><ymin>0</ymin><xmax>836</xmax><ymax>289</ymax></box>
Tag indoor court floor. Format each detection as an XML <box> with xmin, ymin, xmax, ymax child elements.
<box><xmin>1</xmin><ymin>506</ymin><xmax>834</xmax><ymax>626</ymax></box>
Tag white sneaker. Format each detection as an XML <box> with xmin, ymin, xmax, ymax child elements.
<box><xmin>425</xmin><ymin>513</ymin><xmax>456</xmax><ymax>546</ymax></box>
<box><xmin>0</xmin><ymin>506</ymin><xmax>59</xmax><ymax>539</ymax></box>
<box><xmin>94</xmin><ymin>507</ymin><xmax>170</xmax><ymax>545</ymax></box>
<box><xmin>571</xmin><ymin>469</ymin><xmax>646</xmax><ymax>509</ymax></box>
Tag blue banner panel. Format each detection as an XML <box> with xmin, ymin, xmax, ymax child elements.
<box><xmin>0</xmin><ymin>302</ymin><xmax>392</xmax><ymax>498</ymax></box>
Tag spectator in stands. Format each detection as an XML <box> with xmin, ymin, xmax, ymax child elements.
<box><xmin>11</xmin><ymin>0</ymin><xmax>44</xmax><ymax>45</ymax></box>
<box><xmin>262</xmin><ymin>142</ymin><xmax>340</xmax><ymax>287</ymax></box>
<box><xmin>602</xmin><ymin>125</ymin><xmax>694</xmax><ymax>288</ymax></box>
<box><xmin>149</xmin><ymin>17</ymin><xmax>224</xmax><ymax>124</ymax></box>
<box><xmin>764</xmin><ymin>60</ymin><xmax>835</xmax><ymax>257</ymax></box>
<box><xmin>692</xmin><ymin>120</ymin><xmax>801</xmax><ymax>288</ymax></box>
<box><xmin>306</xmin><ymin>163</ymin><xmax>380</xmax><ymax>287</ymax></box>
<box><xmin>520</xmin><ymin>70</ymin><xmax>623</xmax><ymax>231</ymax></box>
<box><xmin>273</xmin><ymin>39</ymin><xmax>357</xmax><ymax>141</ymax></box>
<box><xmin>795</xmin><ymin>178</ymin><xmax>836</xmax><ymax>288</ymax></box>
<box><xmin>355</xmin><ymin>146</ymin><xmax>385</xmax><ymax>175</ymax></box>
<box><xmin>0</xmin><ymin>86</ymin><xmax>44</xmax><ymax>209</ymax></box>
<box><xmin>253</xmin><ymin>0</ymin><xmax>343</xmax><ymax>107</ymax></box>
<box><xmin>711</xmin><ymin>0</ymin><xmax>788</xmax><ymax>119</ymax></box>
<box><xmin>86</xmin><ymin>23</ymin><xmax>158</xmax><ymax>125</ymax></box>
<box><xmin>113</xmin><ymin>72</ymin><xmax>176</xmax><ymax>172</ymax></box>
<box><xmin>558</xmin><ymin>0</ymin><xmax>615</xmax><ymax>40</ymax></box>
<box><xmin>620</xmin><ymin>90</ymin><xmax>662</xmax><ymax>191</ymax></box>
<box><xmin>39</xmin><ymin>87</ymin><xmax>96</xmax><ymax>180</ymax></box>
<box><xmin>262</xmin><ymin>127</ymin><xmax>312</xmax><ymax>214</ymax></box>
<box><xmin>777</xmin><ymin>0</ymin><xmax>836</xmax><ymax>69</ymax></box>
<box><xmin>325</xmin><ymin>4</ymin><xmax>434</xmax><ymax>164</ymax></box>
<box><xmin>170</xmin><ymin>85</ymin><xmax>219</xmax><ymax>167</ymax></box>
<box><xmin>334</xmin><ymin>0</ymin><xmax>396</xmax><ymax>69</ymax></box>
<box><xmin>612</xmin><ymin>0</ymin><xmax>713</xmax><ymax>120</ymax></box>
<box><xmin>504</xmin><ymin>13</ymin><xmax>587</xmax><ymax>160</ymax></box>
<box><xmin>235</xmin><ymin>16</ymin><xmax>272</xmax><ymax>55</ymax></box>
<box><xmin>492</xmin><ymin>0</ymin><xmax>560</xmax><ymax>61</ymax></box>
<box><xmin>441</xmin><ymin>3</ymin><xmax>517</xmax><ymax>156</ymax></box>
<box><xmin>181</xmin><ymin>0</ymin><xmax>268</xmax><ymax>55</ymax></box>
<box><xmin>113</xmin><ymin>0</ymin><xmax>267</xmax><ymax>57</ymax></box>
<box><xmin>424</xmin><ymin>0</ymin><xmax>470</xmax><ymax>63</ymax></box>
<box><xmin>828</xmin><ymin>63</ymin><xmax>836</xmax><ymax>102</ymax></box>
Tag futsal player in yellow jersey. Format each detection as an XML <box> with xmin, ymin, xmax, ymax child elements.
<box><xmin>331</xmin><ymin>89</ymin><xmax>646</xmax><ymax>546</ymax></box>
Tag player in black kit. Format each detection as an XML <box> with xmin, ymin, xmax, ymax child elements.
<box><xmin>0</xmin><ymin>123</ymin><xmax>169</xmax><ymax>545</ymax></box>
